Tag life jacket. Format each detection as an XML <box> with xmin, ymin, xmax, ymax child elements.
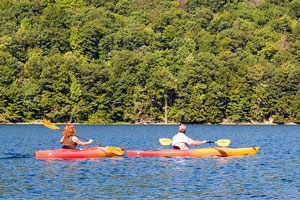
<box><xmin>62</xmin><ymin>136</ymin><xmax>77</xmax><ymax>149</ymax></box>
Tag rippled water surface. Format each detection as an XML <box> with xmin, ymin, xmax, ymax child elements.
<box><xmin>0</xmin><ymin>125</ymin><xmax>299</xmax><ymax>199</ymax></box>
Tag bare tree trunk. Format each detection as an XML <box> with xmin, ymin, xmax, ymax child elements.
<box><xmin>69</xmin><ymin>115</ymin><xmax>73</xmax><ymax>123</ymax></box>
<box><xmin>164</xmin><ymin>89</ymin><xmax>168</xmax><ymax>124</ymax></box>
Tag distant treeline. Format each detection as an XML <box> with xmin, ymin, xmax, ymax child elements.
<box><xmin>1</xmin><ymin>0</ymin><xmax>300</xmax><ymax>124</ymax></box>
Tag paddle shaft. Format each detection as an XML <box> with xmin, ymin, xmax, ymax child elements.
<box><xmin>159</xmin><ymin>138</ymin><xmax>230</xmax><ymax>147</ymax></box>
<box><xmin>57</xmin><ymin>128</ymin><xmax>104</xmax><ymax>147</ymax></box>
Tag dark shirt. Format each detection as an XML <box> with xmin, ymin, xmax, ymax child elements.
<box><xmin>62</xmin><ymin>136</ymin><xmax>77</xmax><ymax>149</ymax></box>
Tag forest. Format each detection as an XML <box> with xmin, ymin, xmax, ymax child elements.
<box><xmin>1</xmin><ymin>0</ymin><xmax>300</xmax><ymax>124</ymax></box>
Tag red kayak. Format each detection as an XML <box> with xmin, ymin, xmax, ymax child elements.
<box><xmin>126</xmin><ymin>147</ymin><xmax>260</xmax><ymax>157</ymax></box>
<box><xmin>35</xmin><ymin>146</ymin><xmax>124</xmax><ymax>159</ymax></box>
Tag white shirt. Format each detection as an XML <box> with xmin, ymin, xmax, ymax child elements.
<box><xmin>172</xmin><ymin>132</ymin><xmax>194</xmax><ymax>150</ymax></box>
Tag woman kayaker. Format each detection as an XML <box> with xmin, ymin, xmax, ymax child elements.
<box><xmin>172</xmin><ymin>124</ymin><xmax>207</xmax><ymax>150</ymax></box>
<box><xmin>60</xmin><ymin>124</ymin><xmax>93</xmax><ymax>149</ymax></box>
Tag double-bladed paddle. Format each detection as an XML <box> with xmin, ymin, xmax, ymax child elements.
<box><xmin>159</xmin><ymin>138</ymin><xmax>231</xmax><ymax>147</ymax></box>
<box><xmin>42</xmin><ymin>120</ymin><xmax>124</xmax><ymax>156</ymax></box>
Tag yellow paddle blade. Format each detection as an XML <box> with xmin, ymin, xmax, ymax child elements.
<box><xmin>159</xmin><ymin>138</ymin><xmax>172</xmax><ymax>145</ymax></box>
<box><xmin>215</xmin><ymin>139</ymin><xmax>231</xmax><ymax>147</ymax></box>
<box><xmin>42</xmin><ymin>120</ymin><xmax>60</xmax><ymax>130</ymax></box>
<box><xmin>107</xmin><ymin>147</ymin><xmax>124</xmax><ymax>156</ymax></box>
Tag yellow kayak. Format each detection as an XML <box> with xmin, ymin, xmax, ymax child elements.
<box><xmin>126</xmin><ymin>147</ymin><xmax>260</xmax><ymax>157</ymax></box>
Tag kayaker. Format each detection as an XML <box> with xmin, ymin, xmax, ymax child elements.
<box><xmin>172</xmin><ymin>124</ymin><xmax>207</xmax><ymax>150</ymax></box>
<box><xmin>60</xmin><ymin>124</ymin><xmax>93</xmax><ymax>149</ymax></box>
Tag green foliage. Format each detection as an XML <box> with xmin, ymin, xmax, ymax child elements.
<box><xmin>0</xmin><ymin>0</ymin><xmax>300</xmax><ymax>124</ymax></box>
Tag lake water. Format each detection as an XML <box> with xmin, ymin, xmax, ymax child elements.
<box><xmin>0</xmin><ymin>124</ymin><xmax>299</xmax><ymax>199</ymax></box>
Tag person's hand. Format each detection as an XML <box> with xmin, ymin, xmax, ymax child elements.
<box><xmin>88</xmin><ymin>139</ymin><xmax>93</xmax><ymax>144</ymax></box>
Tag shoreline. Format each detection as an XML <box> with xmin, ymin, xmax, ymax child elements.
<box><xmin>0</xmin><ymin>117</ymin><xmax>298</xmax><ymax>125</ymax></box>
<box><xmin>0</xmin><ymin>121</ymin><xmax>298</xmax><ymax>125</ymax></box>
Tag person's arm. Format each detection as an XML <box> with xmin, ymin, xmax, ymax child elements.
<box><xmin>191</xmin><ymin>140</ymin><xmax>207</xmax><ymax>145</ymax></box>
<box><xmin>182</xmin><ymin>134</ymin><xmax>207</xmax><ymax>146</ymax></box>
<box><xmin>72</xmin><ymin>136</ymin><xmax>93</xmax><ymax>146</ymax></box>
<box><xmin>60</xmin><ymin>136</ymin><xmax>64</xmax><ymax>144</ymax></box>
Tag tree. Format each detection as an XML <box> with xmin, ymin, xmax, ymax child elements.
<box><xmin>147</xmin><ymin>66</ymin><xmax>178</xmax><ymax>123</ymax></box>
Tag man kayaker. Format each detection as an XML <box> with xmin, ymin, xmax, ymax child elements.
<box><xmin>60</xmin><ymin>124</ymin><xmax>93</xmax><ymax>149</ymax></box>
<box><xmin>172</xmin><ymin>124</ymin><xmax>207</xmax><ymax>150</ymax></box>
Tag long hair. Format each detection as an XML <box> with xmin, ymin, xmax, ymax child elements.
<box><xmin>63</xmin><ymin>124</ymin><xmax>75</xmax><ymax>138</ymax></box>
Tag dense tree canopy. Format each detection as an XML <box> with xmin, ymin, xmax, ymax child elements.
<box><xmin>0</xmin><ymin>0</ymin><xmax>300</xmax><ymax>124</ymax></box>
